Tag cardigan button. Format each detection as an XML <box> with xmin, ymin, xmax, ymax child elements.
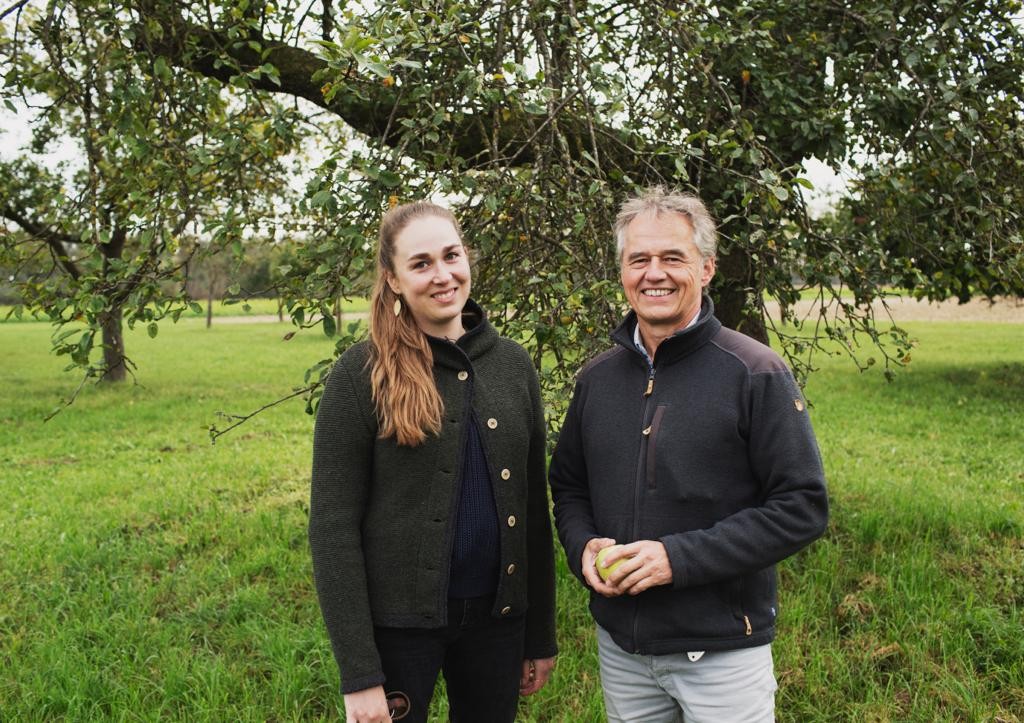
<box><xmin>487</xmin><ymin>417</ymin><xmax>498</xmax><ymax>429</ymax></box>
<box><xmin>506</xmin><ymin>515</ymin><xmax>517</xmax><ymax>528</ymax></box>
<box><xmin>500</xmin><ymin>606</ymin><xmax>512</xmax><ymax>616</ymax></box>
<box><xmin>457</xmin><ymin>371</ymin><xmax>469</xmax><ymax>381</ymax></box>
<box><xmin>500</xmin><ymin>468</ymin><xmax>511</xmax><ymax>480</ymax></box>
<box><xmin>506</xmin><ymin>563</ymin><xmax>516</xmax><ymax>575</ymax></box>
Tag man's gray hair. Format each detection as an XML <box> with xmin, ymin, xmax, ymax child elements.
<box><xmin>614</xmin><ymin>186</ymin><xmax>718</xmax><ymax>260</ymax></box>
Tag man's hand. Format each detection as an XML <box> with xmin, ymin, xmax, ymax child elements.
<box><xmin>600</xmin><ymin>540</ymin><xmax>673</xmax><ymax>595</ymax></box>
<box><xmin>343</xmin><ymin>685</ymin><xmax>391</xmax><ymax>723</ymax></box>
<box><xmin>582</xmin><ymin>537</ymin><xmax>623</xmax><ymax>597</ymax></box>
<box><xmin>519</xmin><ymin>656</ymin><xmax>556</xmax><ymax>695</ymax></box>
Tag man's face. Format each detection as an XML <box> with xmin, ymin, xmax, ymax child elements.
<box><xmin>620</xmin><ymin>210</ymin><xmax>715</xmax><ymax>332</ymax></box>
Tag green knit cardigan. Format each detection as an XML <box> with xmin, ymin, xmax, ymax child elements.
<box><xmin>309</xmin><ymin>304</ymin><xmax>558</xmax><ymax>694</ymax></box>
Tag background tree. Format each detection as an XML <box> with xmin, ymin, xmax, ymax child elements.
<box><xmin>4</xmin><ymin>0</ymin><xmax>1022</xmax><ymax>423</ymax></box>
<box><xmin>180</xmin><ymin>242</ymin><xmax>282</xmax><ymax>327</ymax></box>
<box><xmin>1</xmin><ymin>0</ymin><xmax>301</xmax><ymax>388</ymax></box>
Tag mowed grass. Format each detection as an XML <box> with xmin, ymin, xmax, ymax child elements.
<box><xmin>1</xmin><ymin>317</ymin><xmax>1022</xmax><ymax>721</ymax></box>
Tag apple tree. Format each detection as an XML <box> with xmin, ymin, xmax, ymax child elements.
<box><xmin>3</xmin><ymin>0</ymin><xmax>1022</xmax><ymax>423</ymax></box>
<box><xmin>1</xmin><ymin>0</ymin><xmax>302</xmax><ymax>390</ymax></box>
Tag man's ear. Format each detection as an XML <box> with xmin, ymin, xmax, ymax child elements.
<box><xmin>701</xmin><ymin>256</ymin><xmax>716</xmax><ymax>287</ymax></box>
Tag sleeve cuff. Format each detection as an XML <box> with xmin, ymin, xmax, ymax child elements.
<box><xmin>340</xmin><ymin>671</ymin><xmax>387</xmax><ymax>695</ymax></box>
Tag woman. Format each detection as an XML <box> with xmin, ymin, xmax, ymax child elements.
<box><xmin>310</xmin><ymin>201</ymin><xmax>558</xmax><ymax>723</ymax></box>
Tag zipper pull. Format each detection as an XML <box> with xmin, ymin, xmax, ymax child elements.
<box><xmin>743</xmin><ymin>615</ymin><xmax>752</xmax><ymax>636</ymax></box>
<box><xmin>644</xmin><ymin>375</ymin><xmax>654</xmax><ymax>397</ymax></box>
<box><xmin>642</xmin><ymin>425</ymin><xmax>652</xmax><ymax>436</ymax></box>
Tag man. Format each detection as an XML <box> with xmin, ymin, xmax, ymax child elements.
<box><xmin>549</xmin><ymin>186</ymin><xmax>828</xmax><ymax>722</ymax></box>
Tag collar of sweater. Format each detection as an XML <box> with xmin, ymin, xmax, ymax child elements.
<box><xmin>425</xmin><ymin>298</ymin><xmax>499</xmax><ymax>370</ymax></box>
<box><xmin>610</xmin><ymin>294</ymin><xmax>723</xmax><ymax>368</ymax></box>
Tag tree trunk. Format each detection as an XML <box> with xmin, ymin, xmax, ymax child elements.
<box><xmin>98</xmin><ymin>228</ymin><xmax>128</xmax><ymax>382</ymax></box>
<box><xmin>100</xmin><ymin>306</ymin><xmax>127</xmax><ymax>382</ymax></box>
<box><xmin>206</xmin><ymin>279</ymin><xmax>214</xmax><ymax>328</ymax></box>
<box><xmin>714</xmin><ymin>247</ymin><xmax>769</xmax><ymax>346</ymax></box>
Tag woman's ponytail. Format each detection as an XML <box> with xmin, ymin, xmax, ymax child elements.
<box><xmin>367</xmin><ymin>202</ymin><xmax>462</xmax><ymax>446</ymax></box>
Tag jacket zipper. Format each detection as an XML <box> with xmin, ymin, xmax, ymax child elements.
<box><xmin>632</xmin><ymin>367</ymin><xmax>655</xmax><ymax>540</ymax></box>
<box><xmin>730</xmin><ymin>578</ymin><xmax>754</xmax><ymax>636</ymax></box>
<box><xmin>630</xmin><ymin>367</ymin><xmax>656</xmax><ymax>651</ymax></box>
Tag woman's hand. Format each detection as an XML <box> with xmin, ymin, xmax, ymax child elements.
<box><xmin>519</xmin><ymin>656</ymin><xmax>556</xmax><ymax>695</ymax></box>
<box><xmin>344</xmin><ymin>685</ymin><xmax>391</xmax><ymax>723</ymax></box>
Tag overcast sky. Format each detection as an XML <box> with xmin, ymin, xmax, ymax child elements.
<box><xmin>1</xmin><ymin>101</ymin><xmax>847</xmax><ymax>216</ymax></box>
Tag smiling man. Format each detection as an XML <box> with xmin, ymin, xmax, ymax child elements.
<box><xmin>549</xmin><ymin>187</ymin><xmax>829</xmax><ymax>722</ymax></box>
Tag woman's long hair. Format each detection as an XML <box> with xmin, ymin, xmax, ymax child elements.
<box><xmin>368</xmin><ymin>201</ymin><xmax>464</xmax><ymax>446</ymax></box>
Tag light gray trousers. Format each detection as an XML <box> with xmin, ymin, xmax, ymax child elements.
<box><xmin>596</xmin><ymin>626</ymin><xmax>777</xmax><ymax>723</ymax></box>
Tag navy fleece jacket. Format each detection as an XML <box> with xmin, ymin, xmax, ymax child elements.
<box><xmin>549</xmin><ymin>296</ymin><xmax>828</xmax><ymax>655</ymax></box>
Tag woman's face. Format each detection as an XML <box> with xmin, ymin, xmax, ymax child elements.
<box><xmin>387</xmin><ymin>214</ymin><xmax>471</xmax><ymax>338</ymax></box>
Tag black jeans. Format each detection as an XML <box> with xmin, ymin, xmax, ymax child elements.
<box><xmin>374</xmin><ymin>595</ymin><xmax>526</xmax><ymax>723</ymax></box>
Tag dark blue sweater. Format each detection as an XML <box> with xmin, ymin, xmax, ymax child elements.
<box><xmin>447</xmin><ymin>416</ymin><xmax>500</xmax><ymax>598</ymax></box>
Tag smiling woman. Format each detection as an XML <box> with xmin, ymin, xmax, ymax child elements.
<box><xmin>308</xmin><ymin>201</ymin><xmax>558</xmax><ymax>723</ymax></box>
<box><xmin>385</xmin><ymin>214</ymin><xmax>471</xmax><ymax>340</ymax></box>
<box><xmin>368</xmin><ymin>203</ymin><xmax>469</xmax><ymax>447</ymax></box>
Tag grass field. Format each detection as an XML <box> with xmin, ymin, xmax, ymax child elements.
<box><xmin>1</xmin><ymin>317</ymin><xmax>1022</xmax><ymax>721</ymax></box>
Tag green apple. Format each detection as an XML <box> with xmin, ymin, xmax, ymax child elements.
<box><xmin>596</xmin><ymin>545</ymin><xmax>627</xmax><ymax>582</ymax></box>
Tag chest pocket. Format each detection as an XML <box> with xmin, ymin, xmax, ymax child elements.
<box><xmin>646</xmin><ymin>401</ymin><xmax>749</xmax><ymax>503</ymax></box>
<box><xmin>645</xmin><ymin>404</ymin><xmax>669</xmax><ymax>490</ymax></box>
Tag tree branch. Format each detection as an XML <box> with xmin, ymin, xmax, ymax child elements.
<box><xmin>2</xmin><ymin>206</ymin><xmax>82</xmax><ymax>280</ymax></box>
<box><xmin>209</xmin><ymin>384</ymin><xmax>315</xmax><ymax>443</ymax></box>
<box><xmin>130</xmin><ymin>5</ymin><xmax>629</xmax><ymax>168</ymax></box>
<box><xmin>0</xmin><ymin>0</ymin><xmax>29</xmax><ymax>21</ymax></box>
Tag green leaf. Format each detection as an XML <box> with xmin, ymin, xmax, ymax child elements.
<box><xmin>379</xmin><ymin>170</ymin><xmax>401</xmax><ymax>188</ymax></box>
<box><xmin>259</xmin><ymin>63</ymin><xmax>281</xmax><ymax>86</ymax></box>
<box><xmin>147</xmin><ymin>322</ymin><xmax>159</xmax><ymax>338</ymax></box>
<box><xmin>78</xmin><ymin>331</ymin><xmax>94</xmax><ymax>353</ymax></box>
<box><xmin>322</xmin><ymin>314</ymin><xmax>336</xmax><ymax>337</ymax></box>
<box><xmin>153</xmin><ymin>56</ymin><xmax>171</xmax><ymax>82</ymax></box>
<box><xmin>355</xmin><ymin>54</ymin><xmax>392</xmax><ymax>78</ymax></box>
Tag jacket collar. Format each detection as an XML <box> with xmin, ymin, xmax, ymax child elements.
<box><xmin>426</xmin><ymin>298</ymin><xmax>498</xmax><ymax>370</ymax></box>
<box><xmin>610</xmin><ymin>295</ymin><xmax>722</xmax><ymax>367</ymax></box>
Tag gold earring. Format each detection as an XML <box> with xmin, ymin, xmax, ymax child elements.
<box><xmin>393</xmin><ymin>298</ymin><xmax>402</xmax><ymax>317</ymax></box>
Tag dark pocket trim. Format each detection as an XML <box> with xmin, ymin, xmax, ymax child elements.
<box><xmin>646</xmin><ymin>404</ymin><xmax>669</xmax><ymax>490</ymax></box>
